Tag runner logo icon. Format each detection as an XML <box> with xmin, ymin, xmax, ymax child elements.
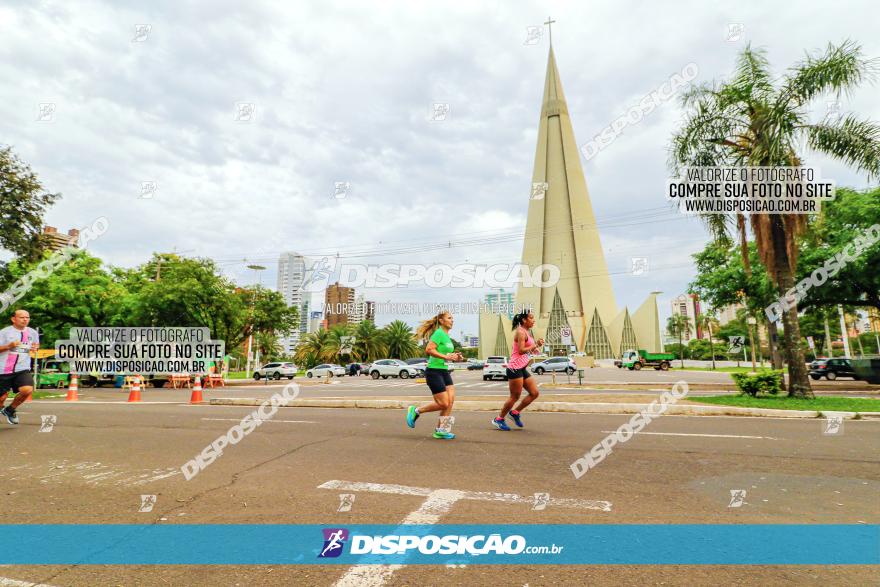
<box><xmin>319</xmin><ymin>528</ymin><xmax>349</xmax><ymax>558</ymax></box>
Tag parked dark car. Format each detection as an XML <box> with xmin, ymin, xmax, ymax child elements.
<box><xmin>809</xmin><ymin>358</ymin><xmax>829</xmax><ymax>370</ymax></box>
<box><xmin>467</xmin><ymin>360</ymin><xmax>485</xmax><ymax>370</ymax></box>
<box><xmin>809</xmin><ymin>358</ymin><xmax>859</xmax><ymax>381</ymax></box>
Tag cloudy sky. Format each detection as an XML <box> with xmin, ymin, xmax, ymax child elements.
<box><xmin>2</xmin><ymin>1</ymin><xmax>878</xmax><ymax>337</ymax></box>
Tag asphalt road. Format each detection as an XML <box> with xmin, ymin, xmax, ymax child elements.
<box><xmin>0</xmin><ymin>393</ymin><xmax>877</xmax><ymax>586</ymax></box>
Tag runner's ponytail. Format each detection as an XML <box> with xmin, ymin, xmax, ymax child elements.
<box><xmin>512</xmin><ymin>310</ymin><xmax>530</xmax><ymax>330</ymax></box>
<box><xmin>416</xmin><ymin>311</ymin><xmax>450</xmax><ymax>342</ymax></box>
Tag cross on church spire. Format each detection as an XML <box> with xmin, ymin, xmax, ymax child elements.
<box><xmin>544</xmin><ymin>16</ymin><xmax>556</xmax><ymax>46</ymax></box>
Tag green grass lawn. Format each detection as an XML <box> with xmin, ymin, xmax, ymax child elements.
<box><xmin>687</xmin><ymin>395</ymin><xmax>880</xmax><ymax>412</ymax></box>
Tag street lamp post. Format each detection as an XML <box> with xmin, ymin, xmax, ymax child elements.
<box><xmin>244</xmin><ymin>264</ymin><xmax>266</xmax><ymax>377</ymax></box>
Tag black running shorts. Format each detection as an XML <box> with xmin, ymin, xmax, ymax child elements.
<box><xmin>505</xmin><ymin>366</ymin><xmax>531</xmax><ymax>380</ymax></box>
<box><xmin>425</xmin><ymin>368</ymin><xmax>453</xmax><ymax>394</ymax></box>
<box><xmin>0</xmin><ymin>371</ymin><xmax>34</xmax><ymax>394</ymax></box>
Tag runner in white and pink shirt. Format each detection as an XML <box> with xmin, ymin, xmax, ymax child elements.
<box><xmin>492</xmin><ymin>310</ymin><xmax>544</xmax><ymax>431</ymax></box>
<box><xmin>0</xmin><ymin>309</ymin><xmax>40</xmax><ymax>425</ymax></box>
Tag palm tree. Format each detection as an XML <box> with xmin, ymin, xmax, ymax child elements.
<box><xmin>351</xmin><ymin>320</ymin><xmax>387</xmax><ymax>362</ymax></box>
<box><xmin>697</xmin><ymin>313</ymin><xmax>720</xmax><ymax>370</ymax></box>
<box><xmin>324</xmin><ymin>324</ymin><xmax>354</xmax><ymax>364</ymax></box>
<box><xmin>255</xmin><ymin>331</ymin><xmax>282</xmax><ymax>361</ymax></box>
<box><xmin>667</xmin><ymin>314</ymin><xmax>691</xmax><ymax>368</ymax></box>
<box><xmin>670</xmin><ymin>41</ymin><xmax>880</xmax><ymax>398</ymax></box>
<box><xmin>293</xmin><ymin>329</ymin><xmax>332</xmax><ymax>368</ymax></box>
<box><xmin>381</xmin><ymin>320</ymin><xmax>420</xmax><ymax>359</ymax></box>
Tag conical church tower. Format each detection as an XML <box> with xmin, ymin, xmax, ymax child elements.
<box><xmin>479</xmin><ymin>36</ymin><xmax>660</xmax><ymax>360</ymax></box>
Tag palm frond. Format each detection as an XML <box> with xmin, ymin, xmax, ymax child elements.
<box><xmin>725</xmin><ymin>44</ymin><xmax>774</xmax><ymax>105</ymax></box>
<box><xmin>780</xmin><ymin>40</ymin><xmax>878</xmax><ymax>107</ymax></box>
<box><xmin>805</xmin><ymin>114</ymin><xmax>880</xmax><ymax>179</ymax></box>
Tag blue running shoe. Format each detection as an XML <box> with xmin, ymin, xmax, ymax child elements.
<box><xmin>1</xmin><ymin>406</ymin><xmax>18</xmax><ymax>425</ymax></box>
<box><xmin>433</xmin><ymin>429</ymin><xmax>455</xmax><ymax>439</ymax></box>
<box><xmin>509</xmin><ymin>410</ymin><xmax>523</xmax><ymax>428</ymax></box>
<box><xmin>492</xmin><ymin>417</ymin><xmax>510</xmax><ymax>431</ymax></box>
<box><xmin>406</xmin><ymin>405</ymin><xmax>419</xmax><ymax>428</ymax></box>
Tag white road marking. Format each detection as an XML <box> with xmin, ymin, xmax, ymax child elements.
<box><xmin>200</xmin><ymin>418</ymin><xmax>318</xmax><ymax>424</ymax></box>
<box><xmin>0</xmin><ymin>578</ymin><xmax>60</xmax><ymax>587</ymax></box>
<box><xmin>320</xmin><ymin>479</ymin><xmax>611</xmax><ymax>587</ymax></box>
<box><xmin>23</xmin><ymin>460</ymin><xmax>180</xmax><ymax>486</ymax></box>
<box><xmin>600</xmin><ymin>430</ymin><xmax>778</xmax><ymax>439</ymax></box>
<box><xmin>319</xmin><ymin>480</ymin><xmax>611</xmax><ymax>511</ymax></box>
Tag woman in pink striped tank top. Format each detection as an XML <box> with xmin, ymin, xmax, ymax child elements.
<box><xmin>492</xmin><ymin>310</ymin><xmax>544</xmax><ymax>431</ymax></box>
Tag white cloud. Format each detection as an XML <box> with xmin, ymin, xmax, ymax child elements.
<box><xmin>1</xmin><ymin>1</ymin><xmax>878</xmax><ymax>337</ymax></box>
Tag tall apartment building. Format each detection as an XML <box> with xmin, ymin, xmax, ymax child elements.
<box><xmin>325</xmin><ymin>282</ymin><xmax>355</xmax><ymax>328</ymax></box>
<box><xmin>716</xmin><ymin>303</ymin><xmax>744</xmax><ymax>326</ymax></box>
<box><xmin>670</xmin><ymin>293</ymin><xmax>702</xmax><ymax>341</ymax></box>
<box><xmin>277</xmin><ymin>252</ymin><xmax>311</xmax><ymax>354</ymax></box>
<box><xmin>42</xmin><ymin>226</ymin><xmax>80</xmax><ymax>251</ymax></box>
<box><xmin>351</xmin><ymin>294</ymin><xmax>376</xmax><ymax>324</ymax></box>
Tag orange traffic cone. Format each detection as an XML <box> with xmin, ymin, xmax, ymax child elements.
<box><xmin>190</xmin><ymin>376</ymin><xmax>204</xmax><ymax>404</ymax></box>
<box><xmin>127</xmin><ymin>376</ymin><xmax>142</xmax><ymax>402</ymax></box>
<box><xmin>66</xmin><ymin>375</ymin><xmax>79</xmax><ymax>401</ymax></box>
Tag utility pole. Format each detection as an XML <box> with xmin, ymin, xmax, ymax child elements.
<box><xmin>245</xmin><ymin>264</ymin><xmax>266</xmax><ymax>377</ymax></box>
<box><xmin>838</xmin><ymin>305</ymin><xmax>851</xmax><ymax>359</ymax></box>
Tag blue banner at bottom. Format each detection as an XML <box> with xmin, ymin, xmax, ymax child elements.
<box><xmin>1</xmin><ymin>525</ymin><xmax>877</xmax><ymax>565</ymax></box>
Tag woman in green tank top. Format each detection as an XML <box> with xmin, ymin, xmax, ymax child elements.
<box><xmin>404</xmin><ymin>310</ymin><xmax>464</xmax><ymax>439</ymax></box>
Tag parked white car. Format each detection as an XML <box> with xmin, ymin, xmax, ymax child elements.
<box><xmin>253</xmin><ymin>362</ymin><xmax>298</xmax><ymax>380</ymax></box>
<box><xmin>532</xmin><ymin>357</ymin><xmax>576</xmax><ymax>375</ymax></box>
<box><xmin>483</xmin><ymin>356</ymin><xmax>508</xmax><ymax>381</ymax></box>
<box><xmin>369</xmin><ymin>359</ymin><xmax>420</xmax><ymax>379</ymax></box>
<box><xmin>305</xmin><ymin>363</ymin><xmax>346</xmax><ymax>378</ymax></box>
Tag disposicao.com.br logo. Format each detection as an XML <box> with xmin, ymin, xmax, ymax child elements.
<box><xmin>318</xmin><ymin>528</ymin><xmax>563</xmax><ymax>557</ymax></box>
<box><xmin>302</xmin><ymin>258</ymin><xmax>561</xmax><ymax>292</ymax></box>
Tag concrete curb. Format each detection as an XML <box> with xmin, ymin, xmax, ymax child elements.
<box><xmin>208</xmin><ymin>397</ymin><xmax>880</xmax><ymax>419</ymax></box>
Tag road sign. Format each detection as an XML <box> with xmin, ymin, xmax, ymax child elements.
<box><xmin>728</xmin><ymin>336</ymin><xmax>745</xmax><ymax>353</ymax></box>
<box><xmin>560</xmin><ymin>326</ymin><xmax>573</xmax><ymax>345</ymax></box>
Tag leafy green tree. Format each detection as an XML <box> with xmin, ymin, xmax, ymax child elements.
<box><xmin>670</xmin><ymin>41</ymin><xmax>880</xmax><ymax>397</ymax></box>
<box><xmin>666</xmin><ymin>315</ymin><xmax>691</xmax><ymax>368</ymax></box>
<box><xmin>690</xmin><ymin>241</ymin><xmax>783</xmax><ymax>367</ymax></box>
<box><xmin>5</xmin><ymin>250</ymin><xmax>128</xmax><ymax>345</ymax></box>
<box><xmin>124</xmin><ymin>254</ymin><xmax>297</xmax><ymax>350</ymax></box>
<box><xmin>381</xmin><ymin>320</ymin><xmax>420</xmax><ymax>359</ymax></box>
<box><xmin>0</xmin><ymin>146</ymin><xmax>61</xmax><ymax>266</ymax></box>
<box><xmin>797</xmin><ymin>187</ymin><xmax>880</xmax><ymax>311</ymax></box>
